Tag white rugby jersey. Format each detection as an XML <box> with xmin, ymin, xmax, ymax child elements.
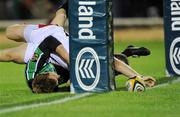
<box><xmin>23</xmin><ymin>24</ymin><xmax>69</xmax><ymax>69</ymax></box>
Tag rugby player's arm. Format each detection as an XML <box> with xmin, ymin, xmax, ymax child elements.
<box><xmin>25</xmin><ymin>36</ymin><xmax>64</xmax><ymax>89</ymax></box>
<box><xmin>55</xmin><ymin>45</ymin><xmax>69</xmax><ymax>64</ymax></box>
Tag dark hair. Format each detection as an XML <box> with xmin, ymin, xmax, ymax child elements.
<box><xmin>32</xmin><ymin>73</ymin><xmax>58</xmax><ymax>93</ymax></box>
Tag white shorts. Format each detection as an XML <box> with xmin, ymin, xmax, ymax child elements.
<box><xmin>23</xmin><ymin>25</ymin><xmax>39</xmax><ymax>42</ymax></box>
<box><xmin>23</xmin><ymin>25</ymin><xmax>66</xmax><ymax>44</ymax></box>
<box><xmin>23</xmin><ymin>25</ymin><xmax>69</xmax><ymax>69</ymax></box>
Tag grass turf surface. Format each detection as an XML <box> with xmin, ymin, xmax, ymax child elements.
<box><xmin>0</xmin><ymin>40</ymin><xmax>180</xmax><ymax>117</ymax></box>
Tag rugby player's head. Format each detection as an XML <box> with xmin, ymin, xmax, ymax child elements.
<box><xmin>32</xmin><ymin>72</ymin><xmax>60</xmax><ymax>93</ymax></box>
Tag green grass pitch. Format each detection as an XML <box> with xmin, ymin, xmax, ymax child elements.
<box><xmin>0</xmin><ymin>40</ymin><xmax>180</xmax><ymax>117</ymax></box>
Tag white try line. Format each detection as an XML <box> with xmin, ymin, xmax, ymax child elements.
<box><xmin>148</xmin><ymin>77</ymin><xmax>180</xmax><ymax>89</ymax></box>
<box><xmin>1</xmin><ymin>78</ymin><xmax>180</xmax><ymax>115</ymax></box>
<box><xmin>0</xmin><ymin>93</ymin><xmax>92</xmax><ymax>115</ymax></box>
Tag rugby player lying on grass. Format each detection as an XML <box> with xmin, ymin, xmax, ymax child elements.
<box><xmin>0</xmin><ymin>8</ymin><xmax>155</xmax><ymax>93</ymax></box>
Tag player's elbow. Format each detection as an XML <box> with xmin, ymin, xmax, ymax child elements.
<box><xmin>0</xmin><ymin>50</ymin><xmax>13</xmax><ymax>61</ymax></box>
<box><xmin>6</xmin><ymin>25</ymin><xmax>19</xmax><ymax>40</ymax></box>
<box><xmin>6</xmin><ymin>24</ymin><xmax>25</xmax><ymax>41</ymax></box>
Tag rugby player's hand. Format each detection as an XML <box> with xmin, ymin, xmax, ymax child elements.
<box><xmin>141</xmin><ymin>76</ymin><xmax>156</xmax><ymax>87</ymax></box>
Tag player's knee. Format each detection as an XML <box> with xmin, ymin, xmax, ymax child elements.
<box><xmin>6</xmin><ymin>25</ymin><xmax>19</xmax><ymax>39</ymax></box>
<box><xmin>1</xmin><ymin>50</ymin><xmax>14</xmax><ymax>61</ymax></box>
<box><xmin>6</xmin><ymin>26</ymin><xmax>14</xmax><ymax>39</ymax></box>
<box><xmin>6</xmin><ymin>24</ymin><xmax>25</xmax><ymax>41</ymax></box>
<box><xmin>2</xmin><ymin>50</ymin><xmax>22</xmax><ymax>63</ymax></box>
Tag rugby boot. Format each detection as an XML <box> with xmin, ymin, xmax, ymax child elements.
<box><xmin>122</xmin><ymin>45</ymin><xmax>151</xmax><ymax>57</ymax></box>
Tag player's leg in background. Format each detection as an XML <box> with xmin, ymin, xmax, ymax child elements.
<box><xmin>50</xmin><ymin>8</ymin><xmax>67</xmax><ymax>28</ymax></box>
<box><xmin>114</xmin><ymin>45</ymin><xmax>151</xmax><ymax>64</ymax></box>
<box><xmin>114</xmin><ymin>45</ymin><xmax>151</xmax><ymax>75</ymax></box>
<box><xmin>0</xmin><ymin>43</ymin><xmax>27</xmax><ymax>64</ymax></box>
